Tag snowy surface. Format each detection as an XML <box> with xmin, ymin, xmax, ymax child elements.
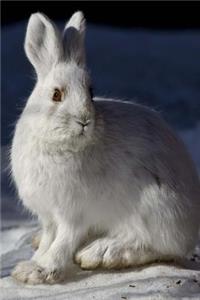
<box><xmin>1</xmin><ymin>20</ymin><xmax>200</xmax><ymax>299</ymax></box>
<box><xmin>1</xmin><ymin>229</ymin><xmax>200</xmax><ymax>300</ymax></box>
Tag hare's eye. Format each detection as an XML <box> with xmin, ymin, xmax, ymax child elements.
<box><xmin>52</xmin><ymin>88</ymin><xmax>62</xmax><ymax>102</ymax></box>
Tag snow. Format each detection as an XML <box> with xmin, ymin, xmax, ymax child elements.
<box><xmin>1</xmin><ymin>20</ymin><xmax>200</xmax><ymax>299</ymax></box>
<box><xmin>1</xmin><ymin>227</ymin><xmax>200</xmax><ymax>300</ymax></box>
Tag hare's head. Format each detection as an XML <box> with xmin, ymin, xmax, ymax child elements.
<box><xmin>24</xmin><ymin>12</ymin><xmax>101</xmax><ymax>152</ymax></box>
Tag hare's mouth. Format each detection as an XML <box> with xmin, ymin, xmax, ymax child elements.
<box><xmin>77</xmin><ymin>125</ymin><xmax>91</xmax><ymax>137</ymax></box>
<box><xmin>74</xmin><ymin>118</ymin><xmax>94</xmax><ymax>138</ymax></box>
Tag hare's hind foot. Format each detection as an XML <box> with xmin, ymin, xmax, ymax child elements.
<box><xmin>75</xmin><ymin>237</ymin><xmax>158</xmax><ymax>270</ymax></box>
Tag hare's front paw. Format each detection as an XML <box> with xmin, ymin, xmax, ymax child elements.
<box><xmin>12</xmin><ymin>260</ymin><xmax>65</xmax><ymax>284</ymax></box>
<box><xmin>12</xmin><ymin>261</ymin><xmax>46</xmax><ymax>284</ymax></box>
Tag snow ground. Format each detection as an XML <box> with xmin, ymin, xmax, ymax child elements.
<box><xmin>1</xmin><ymin>229</ymin><xmax>200</xmax><ymax>300</ymax></box>
<box><xmin>1</xmin><ymin>20</ymin><xmax>200</xmax><ymax>299</ymax></box>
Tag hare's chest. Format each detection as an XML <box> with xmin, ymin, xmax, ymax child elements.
<box><xmin>12</xmin><ymin>137</ymin><xmax>71</xmax><ymax>213</ymax></box>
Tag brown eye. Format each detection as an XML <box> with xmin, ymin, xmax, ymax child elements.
<box><xmin>53</xmin><ymin>88</ymin><xmax>62</xmax><ymax>102</ymax></box>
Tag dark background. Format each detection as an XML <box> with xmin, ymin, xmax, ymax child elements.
<box><xmin>2</xmin><ymin>1</ymin><xmax>200</xmax><ymax>29</ymax></box>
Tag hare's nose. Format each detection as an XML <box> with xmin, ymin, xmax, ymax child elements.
<box><xmin>76</xmin><ymin>119</ymin><xmax>91</xmax><ymax>128</ymax></box>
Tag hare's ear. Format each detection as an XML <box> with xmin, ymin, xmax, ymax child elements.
<box><xmin>63</xmin><ymin>11</ymin><xmax>86</xmax><ymax>66</ymax></box>
<box><xmin>25</xmin><ymin>13</ymin><xmax>63</xmax><ymax>79</ymax></box>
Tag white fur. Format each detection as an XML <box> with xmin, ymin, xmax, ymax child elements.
<box><xmin>11</xmin><ymin>11</ymin><xmax>200</xmax><ymax>284</ymax></box>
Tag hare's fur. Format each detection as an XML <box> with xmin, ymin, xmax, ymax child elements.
<box><xmin>11</xmin><ymin>12</ymin><xmax>200</xmax><ymax>284</ymax></box>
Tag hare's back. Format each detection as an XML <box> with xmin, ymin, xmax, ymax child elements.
<box><xmin>94</xmin><ymin>98</ymin><xmax>200</xmax><ymax>194</ymax></box>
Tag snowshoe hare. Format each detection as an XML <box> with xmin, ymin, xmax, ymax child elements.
<box><xmin>11</xmin><ymin>11</ymin><xmax>200</xmax><ymax>284</ymax></box>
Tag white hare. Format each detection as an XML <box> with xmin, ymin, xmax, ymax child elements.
<box><xmin>11</xmin><ymin>11</ymin><xmax>200</xmax><ymax>284</ymax></box>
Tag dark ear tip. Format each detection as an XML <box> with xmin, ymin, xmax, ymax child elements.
<box><xmin>29</xmin><ymin>12</ymin><xmax>44</xmax><ymax>23</ymax></box>
<box><xmin>64</xmin><ymin>11</ymin><xmax>86</xmax><ymax>32</ymax></box>
<box><xmin>71</xmin><ymin>11</ymin><xmax>85</xmax><ymax>23</ymax></box>
<box><xmin>28</xmin><ymin>12</ymin><xmax>54</xmax><ymax>30</ymax></box>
